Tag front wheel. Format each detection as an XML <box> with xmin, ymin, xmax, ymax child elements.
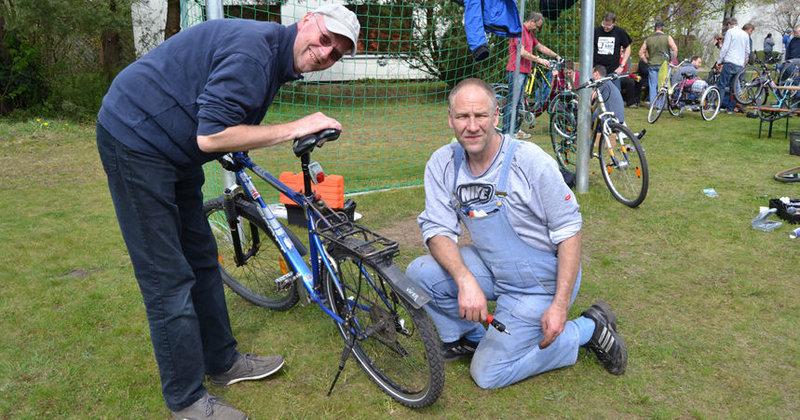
<box><xmin>204</xmin><ymin>196</ymin><xmax>300</xmax><ymax>310</ymax></box>
<box><xmin>648</xmin><ymin>90</ymin><xmax>667</xmax><ymax>123</ymax></box>
<box><xmin>324</xmin><ymin>239</ymin><xmax>444</xmax><ymax>408</ymax></box>
<box><xmin>734</xmin><ymin>65</ymin><xmax>760</xmax><ymax>105</ymax></box>
<box><xmin>597</xmin><ymin>123</ymin><xmax>649</xmax><ymax>207</ymax></box>
<box><xmin>700</xmin><ymin>86</ymin><xmax>721</xmax><ymax>121</ymax></box>
<box><xmin>549</xmin><ymin>101</ymin><xmax>578</xmax><ymax>174</ymax></box>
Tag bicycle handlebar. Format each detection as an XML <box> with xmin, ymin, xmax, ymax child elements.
<box><xmin>574</xmin><ymin>72</ymin><xmax>625</xmax><ymax>91</ymax></box>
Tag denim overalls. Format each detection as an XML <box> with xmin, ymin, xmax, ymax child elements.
<box><xmin>407</xmin><ymin>139</ymin><xmax>582</xmax><ymax>389</ymax></box>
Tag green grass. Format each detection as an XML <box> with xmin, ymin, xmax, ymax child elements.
<box><xmin>1</xmin><ymin>109</ymin><xmax>800</xmax><ymax>419</ymax></box>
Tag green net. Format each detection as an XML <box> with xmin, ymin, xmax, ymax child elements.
<box><xmin>180</xmin><ymin>1</ymin><xmax>581</xmax><ymax>201</ymax></box>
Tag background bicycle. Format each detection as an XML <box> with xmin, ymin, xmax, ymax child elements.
<box><xmin>648</xmin><ymin>58</ymin><xmax>721</xmax><ymax>122</ymax></box>
<box><xmin>550</xmin><ymin>73</ymin><xmax>649</xmax><ymax>208</ymax></box>
<box><xmin>203</xmin><ymin>129</ymin><xmax>444</xmax><ymax>408</ymax></box>
<box><xmin>494</xmin><ymin>59</ymin><xmax>574</xmax><ymax>133</ymax></box>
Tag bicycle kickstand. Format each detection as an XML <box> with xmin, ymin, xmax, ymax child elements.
<box><xmin>326</xmin><ymin>330</ymin><xmax>357</xmax><ymax>397</ymax></box>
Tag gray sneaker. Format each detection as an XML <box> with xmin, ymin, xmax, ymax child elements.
<box><xmin>171</xmin><ymin>393</ymin><xmax>246</xmax><ymax>420</ymax></box>
<box><xmin>209</xmin><ymin>353</ymin><xmax>285</xmax><ymax>386</ymax></box>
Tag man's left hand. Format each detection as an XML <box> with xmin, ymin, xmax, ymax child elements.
<box><xmin>538</xmin><ymin>304</ymin><xmax>568</xmax><ymax>349</ymax></box>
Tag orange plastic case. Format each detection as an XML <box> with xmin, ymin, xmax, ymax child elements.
<box><xmin>278</xmin><ymin>172</ymin><xmax>344</xmax><ymax>209</ymax></box>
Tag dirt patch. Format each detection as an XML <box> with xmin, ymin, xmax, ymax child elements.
<box><xmin>376</xmin><ymin>216</ymin><xmax>473</xmax><ymax>251</ymax></box>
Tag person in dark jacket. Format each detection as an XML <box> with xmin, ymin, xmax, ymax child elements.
<box><xmin>96</xmin><ymin>5</ymin><xmax>358</xmax><ymax>419</ymax></box>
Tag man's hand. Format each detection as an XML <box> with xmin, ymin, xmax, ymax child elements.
<box><xmin>457</xmin><ymin>276</ymin><xmax>488</xmax><ymax>323</ymax></box>
<box><xmin>294</xmin><ymin>112</ymin><xmax>343</xmax><ymax>137</ymax></box>
<box><xmin>615</xmin><ymin>66</ymin><xmax>625</xmax><ymax>74</ymax></box>
<box><xmin>538</xmin><ymin>303</ymin><xmax>568</xmax><ymax>349</ymax></box>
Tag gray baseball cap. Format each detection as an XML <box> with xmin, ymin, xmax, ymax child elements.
<box><xmin>314</xmin><ymin>4</ymin><xmax>360</xmax><ymax>56</ymax></box>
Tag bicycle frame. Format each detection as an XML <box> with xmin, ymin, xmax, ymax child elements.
<box><xmin>224</xmin><ymin>152</ymin><xmax>347</xmax><ymax>322</ymax></box>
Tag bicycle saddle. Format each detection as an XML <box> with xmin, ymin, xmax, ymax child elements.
<box><xmin>293</xmin><ymin>129</ymin><xmax>341</xmax><ymax>157</ymax></box>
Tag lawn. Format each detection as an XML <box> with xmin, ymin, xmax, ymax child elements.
<box><xmin>1</xmin><ymin>108</ymin><xmax>799</xmax><ymax>419</ymax></box>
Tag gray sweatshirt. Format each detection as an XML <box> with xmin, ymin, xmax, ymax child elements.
<box><xmin>417</xmin><ymin>135</ymin><xmax>582</xmax><ymax>254</ymax></box>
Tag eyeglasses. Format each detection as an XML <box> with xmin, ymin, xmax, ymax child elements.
<box><xmin>313</xmin><ymin>14</ymin><xmax>345</xmax><ymax>62</ymax></box>
<box><xmin>602</xmin><ymin>22</ymin><xmax>614</xmax><ymax>30</ymax></box>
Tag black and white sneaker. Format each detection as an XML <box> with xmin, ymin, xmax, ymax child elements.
<box><xmin>441</xmin><ymin>337</ymin><xmax>479</xmax><ymax>362</ymax></box>
<box><xmin>581</xmin><ymin>300</ymin><xmax>627</xmax><ymax>375</ymax></box>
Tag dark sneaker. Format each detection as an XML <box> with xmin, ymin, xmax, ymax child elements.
<box><xmin>171</xmin><ymin>393</ymin><xmax>246</xmax><ymax>420</ymax></box>
<box><xmin>581</xmin><ymin>300</ymin><xmax>627</xmax><ymax>375</ymax></box>
<box><xmin>442</xmin><ymin>337</ymin><xmax>479</xmax><ymax>362</ymax></box>
<box><xmin>209</xmin><ymin>353</ymin><xmax>285</xmax><ymax>386</ymax></box>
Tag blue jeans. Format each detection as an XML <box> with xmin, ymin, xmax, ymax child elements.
<box><xmin>717</xmin><ymin>62</ymin><xmax>742</xmax><ymax>111</ymax></box>
<box><xmin>647</xmin><ymin>64</ymin><xmax>661</xmax><ymax>103</ymax></box>
<box><xmin>502</xmin><ymin>71</ymin><xmax>530</xmax><ymax>134</ymax></box>
<box><xmin>97</xmin><ymin>125</ymin><xmax>239</xmax><ymax>411</ymax></box>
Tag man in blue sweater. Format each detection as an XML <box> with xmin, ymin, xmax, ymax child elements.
<box><xmin>96</xmin><ymin>5</ymin><xmax>358</xmax><ymax>419</ymax></box>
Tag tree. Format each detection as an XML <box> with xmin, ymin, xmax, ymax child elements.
<box><xmin>749</xmin><ymin>0</ymin><xmax>800</xmax><ymax>36</ymax></box>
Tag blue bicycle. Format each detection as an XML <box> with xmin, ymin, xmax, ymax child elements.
<box><xmin>203</xmin><ymin>129</ymin><xmax>444</xmax><ymax>407</ymax></box>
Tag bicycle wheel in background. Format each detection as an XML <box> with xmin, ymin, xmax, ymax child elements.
<box><xmin>204</xmin><ymin>196</ymin><xmax>300</xmax><ymax>310</ymax></box>
<box><xmin>734</xmin><ymin>64</ymin><xmax>760</xmax><ymax>105</ymax></box>
<box><xmin>648</xmin><ymin>89</ymin><xmax>667</xmax><ymax>123</ymax></box>
<box><xmin>775</xmin><ymin>166</ymin><xmax>800</xmax><ymax>182</ymax></box>
<box><xmin>492</xmin><ymin>83</ymin><xmax>509</xmax><ymax>117</ymax></box>
<box><xmin>597</xmin><ymin>122</ymin><xmax>649</xmax><ymax>207</ymax></box>
<box><xmin>668</xmin><ymin>83</ymin><xmax>682</xmax><ymax>116</ymax></box>
<box><xmin>549</xmin><ymin>100</ymin><xmax>578</xmax><ymax>174</ymax></box>
<box><xmin>700</xmin><ymin>86</ymin><xmax>721</xmax><ymax>121</ymax></box>
<box><xmin>324</xmin><ymin>239</ymin><xmax>444</xmax><ymax>408</ymax></box>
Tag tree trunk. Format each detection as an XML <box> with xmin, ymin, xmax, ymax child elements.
<box><xmin>165</xmin><ymin>0</ymin><xmax>181</xmax><ymax>40</ymax></box>
<box><xmin>100</xmin><ymin>0</ymin><xmax>120</xmax><ymax>82</ymax></box>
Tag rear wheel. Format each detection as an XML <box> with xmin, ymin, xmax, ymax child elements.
<box><xmin>648</xmin><ymin>89</ymin><xmax>667</xmax><ymax>123</ymax></box>
<box><xmin>204</xmin><ymin>197</ymin><xmax>300</xmax><ymax>310</ymax></box>
<box><xmin>549</xmin><ymin>100</ymin><xmax>578</xmax><ymax>174</ymax></box>
<box><xmin>324</xmin><ymin>239</ymin><xmax>444</xmax><ymax>408</ymax></box>
<box><xmin>700</xmin><ymin>86</ymin><xmax>721</xmax><ymax>121</ymax></box>
<box><xmin>597</xmin><ymin>122</ymin><xmax>648</xmax><ymax>207</ymax></box>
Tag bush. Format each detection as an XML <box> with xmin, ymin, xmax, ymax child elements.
<box><xmin>45</xmin><ymin>72</ymin><xmax>109</xmax><ymax>122</ymax></box>
<box><xmin>0</xmin><ymin>31</ymin><xmax>50</xmax><ymax>115</ymax></box>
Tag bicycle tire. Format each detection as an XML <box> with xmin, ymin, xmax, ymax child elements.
<box><xmin>324</xmin><ymin>239</ymin><xmax>444</xmax><ymax>408</ymax></box>
<box><xmin>775</xmin><ymin>166</ymin><xmax>800</xmax><ymax>182</ymax></box>
<box><xmin>734</xmin><ymin>65</ymin><xmax>760</xmax><ymax>105</ymax></box>
<box><xmin>493</xmin><ymin>83</ymin><xmax>509</xmax><ymax>119</ymax></box>
<box><xmin>549</xmin><ymin>100</ymin><xmax>578</xmax><ymax>174</ymax></box>
<box><xmin>668</xmin><ymin>83</ymin><xmax>682</xmax><ymax>116</ymax></box>
<box><xmin>597</xmin><ymin>122</ymin><xmax>649</xmax><ymax>207</ymax></box>
<box><xmin>204</xmin><ymin>196</ymin><xmax>300</xmax><ymax>310</ymax></box>
<box><xmin>648</xmin><ymin>90</ymin><xmax>667</xmax><ymax>123</ymax></box>
<box><xmin>700</xmin><ymin>86</ymin><xmax>721</xmax><ymax>121</ymax></box>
